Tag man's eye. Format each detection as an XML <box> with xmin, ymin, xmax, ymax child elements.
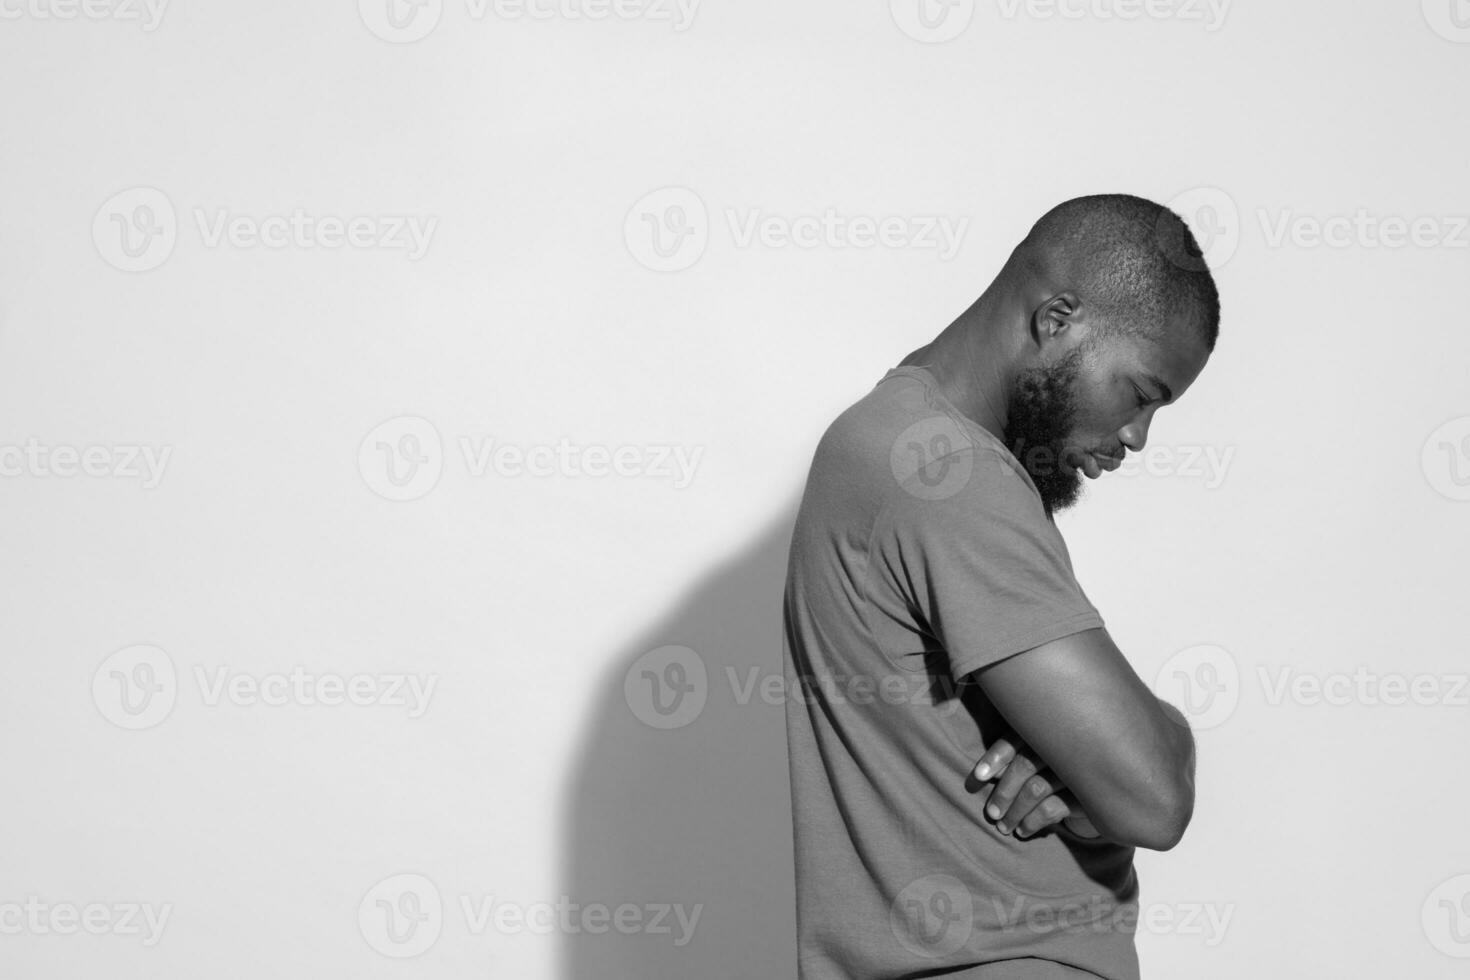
<box><xmin>1132</xmin><ymin>386</ymin><xmax>1150</xmax><ymax>408</ymax></box>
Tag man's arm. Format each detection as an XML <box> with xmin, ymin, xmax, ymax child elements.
<box><xmin>970</xmin><ymin>627</ymin><xmax>1196</xmax><ymax>851</ymax></box>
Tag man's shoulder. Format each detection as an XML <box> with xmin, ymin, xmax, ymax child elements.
<box><xmin>811</xmin><ymin>369</ymin><xmax>1035</xmax><ymax>513</ymax></box>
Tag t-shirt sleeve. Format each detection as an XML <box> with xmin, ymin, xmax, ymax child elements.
<box><xmin>870</xmin><ymin>445</ymin><xmax>1105</xmax><ymax>682</ymax></box>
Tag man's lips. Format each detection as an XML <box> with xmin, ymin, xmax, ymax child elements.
<box><xmin>1091</xmin><ymin>451</ymin><xmax>1124</xmax><ymax>472</ymax></box>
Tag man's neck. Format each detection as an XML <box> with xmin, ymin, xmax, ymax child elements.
<box><xmin>899</xmin><ymin>318</ymin><xmax>1014</xmax><ymax>440</ymax></box>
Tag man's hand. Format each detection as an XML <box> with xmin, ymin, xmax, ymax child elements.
<box><xmin>969</xmin><ymin>734</ymin><xmax>1101</xmax><ymax>840</ymax></box>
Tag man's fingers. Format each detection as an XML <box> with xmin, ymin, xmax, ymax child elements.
<box><xmin>997</xmin><ymin>766</ymin><xmax>1058</xmax><ymax>834</ymax></box>
<box><xmin>1053</xmin><ymin>790</ymin><xmax>1102</xmax><ymax>839</ymax></box>
<box><xmin>970</xmin><ymin>738</ymin><xmax>1018</xmax><ymax>783</ymax></box>
<box><xmin>985</xmin><ymin>752</ymin><xmax>1037</xmax><ymax>827</ymax></box>
<box><xmin>1013</xmin><ymin>793</ymin><xmax>1071</xmax><ymax>839</ymax></box>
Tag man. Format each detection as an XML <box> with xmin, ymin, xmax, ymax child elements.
<box><xmin>781</xmin><ymin>194</ymin><xmax>1219</xmax><ymax>979</ymax></box>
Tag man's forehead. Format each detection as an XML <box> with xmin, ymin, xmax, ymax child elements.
<box><xmin>1096</xmin><ymin>329</ymin><xmax>1209</xmax><ymax>400</ymax></box>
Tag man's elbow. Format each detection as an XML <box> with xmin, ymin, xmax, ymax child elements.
<box><xmin>1122</xmin><ymin>781</ymin><xmax>1195</xmax><ymax>852</ymax></box>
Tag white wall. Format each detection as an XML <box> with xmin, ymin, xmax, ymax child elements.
<box><xmin>1</xmin><ymin>1</ymin><xmax>1466</xmax><ymax>977</ymax></box>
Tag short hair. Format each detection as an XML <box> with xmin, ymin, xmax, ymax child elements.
<box><xmin>1022</xmin><ymin>193</ymin><xmax>1221</xmax><ymax>353</ymax></box>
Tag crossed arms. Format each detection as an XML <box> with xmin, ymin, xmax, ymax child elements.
<box><xmin>963</xmin><ymin>626</ymin><xmax>1197</xmax><ymax>852</ymax></box>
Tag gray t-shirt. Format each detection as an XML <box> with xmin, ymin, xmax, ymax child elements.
<box><xmin>782</xmin><ymin>365</ymin><xmax>1140</xmax><ymax>980</ymax></box>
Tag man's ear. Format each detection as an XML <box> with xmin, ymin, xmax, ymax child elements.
<box><xmin>1030</xmin><ymin>292</ymin><xmax>1079</xmax><ymax>348</ymax></box>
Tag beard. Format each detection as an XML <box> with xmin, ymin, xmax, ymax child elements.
<box><xmin>1002</xmin><ymin>345</ymin><xmax>1087</xmax><ymax>517</ymax></box>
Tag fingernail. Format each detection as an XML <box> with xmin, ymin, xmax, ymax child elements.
<box><xmin>996</xmin><ymin>823</ymin><xmax>1008</xmax><ymax>834</ymax></box>
<box><xmin>987</xmin><ymin>805</ymin><xmax>1001</xmax><ymax>819</ymax></box>
<box><xmin>975</xmin><ymin>763</ymin><xmax>991</xmax><ymax>779</ymax></box>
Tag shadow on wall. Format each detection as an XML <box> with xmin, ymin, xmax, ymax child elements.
<box><xmin>558</xmin><ymin>500</ymin><xmax>802</xmax><ymax>980</ymax></box>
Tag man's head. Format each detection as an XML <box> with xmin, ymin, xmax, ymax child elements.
<box><xmin>992</xmin><ymin>194</ymin><xmax>1220</xmax><ymax>515</ymax></box>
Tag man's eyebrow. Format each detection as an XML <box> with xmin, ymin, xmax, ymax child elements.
<box><xmin>1142</xmin><ymin>374</ymin><xmax>1174</xmax><ymax>403</ymax></box>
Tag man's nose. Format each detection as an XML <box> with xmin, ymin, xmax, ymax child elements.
<box><xmin>1119</xmin><ymin>417</ymin><xmax>1151</xmax><ymax>452</ymax></box>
